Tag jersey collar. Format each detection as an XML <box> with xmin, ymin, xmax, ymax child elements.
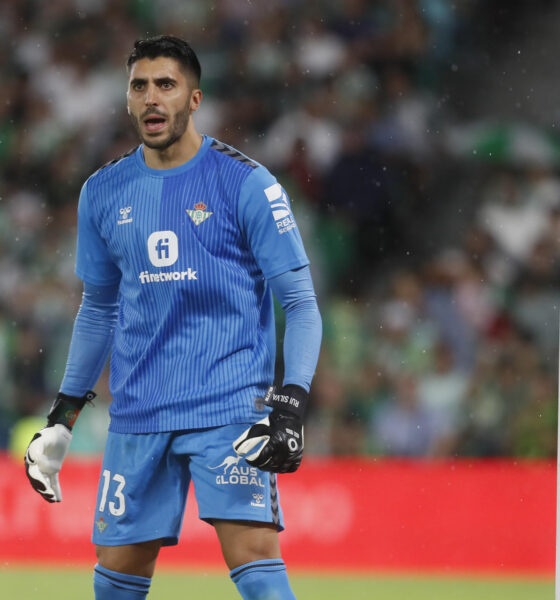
<box><xmin>134</xmin><ymin>135</ymin><xmax>212</xmax><ymax>177</ymax></box>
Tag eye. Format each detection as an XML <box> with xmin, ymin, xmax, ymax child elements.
<box><xmin>161</xmin><ymin>82</ymin><xmax>173</xmax><ymax>90</ymax></box>
<box><xmin>132</xmin><ymin>82</ymin><xmax>144</xmax><ymax>92</ymax></box>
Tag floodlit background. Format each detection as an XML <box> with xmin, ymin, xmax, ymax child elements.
<box><xmin>0</xmin><ymin>1</ymin><xmax>559</xmax><ymax>597</ymax></box>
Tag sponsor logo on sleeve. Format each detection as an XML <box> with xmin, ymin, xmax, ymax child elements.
<box><xmin>264</xmin><ymin>183</ymin><xmax>296</xmax><ymax>234</ymax></box>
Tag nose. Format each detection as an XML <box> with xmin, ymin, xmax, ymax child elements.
<box><xmin>145</xmin><ymin>83</ymin><xmax>159</xmax><ymax>106</ymax></box>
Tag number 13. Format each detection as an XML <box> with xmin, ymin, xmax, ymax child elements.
<box><xmin>99</xmin><ymin>469</ymin><xmax>126</xmax><ymax>516</ymax></box>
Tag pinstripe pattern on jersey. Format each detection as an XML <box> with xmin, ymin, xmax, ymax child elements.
<box><xmin>79</xmin><ymin>137</ymin><xmax>278</xmax><ymax>433</ymax></box>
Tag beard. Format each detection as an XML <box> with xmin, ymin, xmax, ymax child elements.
<box><xmin>130</xmin><ymin>100</ymin><xmax>191</xmax><ymax>151</ymax></box>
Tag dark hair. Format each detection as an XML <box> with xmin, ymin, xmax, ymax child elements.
<box><xmin>127</xmin><ymin>35</ymin><xmax>201</xmax><ymax>84</ymax></box>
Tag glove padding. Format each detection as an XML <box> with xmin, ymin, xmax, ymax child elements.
<box><xmin>25</xmin><ymin>424</ymin><xmax>72</xmax><ymax>503</ymax></box>
<box><xmin>234</xmin><ymin>410</ymin><xmax>304</xmax><ymax>473</ymax></box>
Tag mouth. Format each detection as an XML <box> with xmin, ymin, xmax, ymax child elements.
<box><xmin>143</xmin><ymin>114</ymin><xmax>167</xmax><ymax>133</ymax></box>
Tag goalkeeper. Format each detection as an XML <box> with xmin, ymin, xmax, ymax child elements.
<box><xmin>24</xmin><ymin>35</ymin><xmax>321</xmax><ymax>600</ymax></box>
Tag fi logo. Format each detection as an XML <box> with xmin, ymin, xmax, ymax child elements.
<box><xmin>147</xmin><ymin>231</ymin><xmax>178</xmax><ymax>267</ymax></box>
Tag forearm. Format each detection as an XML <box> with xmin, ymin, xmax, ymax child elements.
<box><xmin>59</xmin><ymin>282</ymin><xmax>119</xmax><ymax>396</ymax></box>
<box><xmin>268</xmin><ymin>267</ymin><xmax>322</xmax><ymax>392</ymax></box>
<box><xmin>282</xmin><ymin>298</ymin><xmax>322</xmax><ymax>392</ymax></box>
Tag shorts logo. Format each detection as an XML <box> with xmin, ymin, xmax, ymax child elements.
<box><xmin>264</xmin><ymin>183</ymin><xmax>296</xmax><ymax>234</ymax></box>
<box><xmin>208</xmin><ymin>454</ymin><xmax>265</xmax><ymax>488</ymax></box>
<box><xmin>147</xmin><ymin>231</ymin><xmax>179</xmax><ymax>267</ymax></box>
<box><xmin>186</xmin><ymin>202</ymin><xmax>213</xmax><ymax>226</ymax></box>
<box><xmin>209</xmin><ymin>455</ymin><xmax>242</xmax><ymax>474</ymax></box>
<box><xmin>251</xmin><ymin>493</ymin><xmax>265</xmax><ymax>508</ymax></box>
<box><xmin>118</xmin><ymin>206</ymin><xmax>133</xmax><ymax>225</ymax></box>
<box><xmin>95</xmin><ymin>517</ymin><xmax>108</xmax><ymax>533</ymax></box>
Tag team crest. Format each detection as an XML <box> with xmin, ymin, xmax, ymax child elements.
<box><xmin>186</xmin><ymin>202</ymin><xmax>213</xmax><ymax>226</ymax></box>
<box><xmin>96</xmin><ymin>517</ymin><xmax>108</xmax><ymax>533</ymax></box>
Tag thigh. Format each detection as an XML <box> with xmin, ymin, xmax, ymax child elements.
<box><xmin>187</xmin><ymin>424</ymin><xmax>285</xmax><ymax>530</ymax></box>
<box><xmin>92</xmin><ymin>431</ymin><xmax>191</xmax><ymax>548</ymax></box>
<box><xmin>213</xmin><ymin>520</ymin><xmax>281</xmax><ymax>570</ymax></box>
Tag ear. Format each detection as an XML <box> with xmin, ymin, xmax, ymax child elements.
<box><xmin>190</xmin><ymin>89</ymin><xmax>203</xmax><ymax>112</ymax></box>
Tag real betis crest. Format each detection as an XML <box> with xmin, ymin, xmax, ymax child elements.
<box><xmin>186</xmin><ymin>202</ymin><xmax>213</xmax><ymax>226</ymax></box>
<box><xmin>96</xmin><ymin>517</ymin><xmax>108</xmax><ymax>533</ymax></box>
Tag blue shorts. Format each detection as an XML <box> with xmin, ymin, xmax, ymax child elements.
<box><xmin>91</xmin><ymin>424</ymin><xmax>284</xmax><ymax>546</ymax></box>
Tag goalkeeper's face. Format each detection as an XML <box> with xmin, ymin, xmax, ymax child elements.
<box><xmin>127</xmin><ymin>57</ymin><xmax>201</xmax><ymax>151</ymax></box>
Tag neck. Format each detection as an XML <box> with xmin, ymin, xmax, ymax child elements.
<box><xmin>142</xmin><ymin>123</ymin><xmax>203</xmax><ymax>169</ymax></box>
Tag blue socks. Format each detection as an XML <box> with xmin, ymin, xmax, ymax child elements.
<box><xmin>230</xmin><ymin>559</ymin><xmax>296</xmax><ymax>599</ymax></box>
<box><xmin>94</xmin><ymin>564</ymin><xmax>151</xmax><ymax>599</ymax></box>
<box><xmin>94</xmin><ymin>558</ymin><xmax>294</xmax><ymax>599</ymax></box>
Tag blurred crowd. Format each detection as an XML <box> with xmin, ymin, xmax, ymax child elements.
<box><xmin>1</xmin><ymin>0</ymin><xmax>558</xmax><ymax>457</ymax></box>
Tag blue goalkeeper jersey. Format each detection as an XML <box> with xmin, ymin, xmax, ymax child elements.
<box><xmin>75</xmin><ymin>136</ymin><xmax>309</xmax><ymax>433</ymax></box>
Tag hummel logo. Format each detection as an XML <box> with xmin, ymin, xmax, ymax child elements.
<box><xmin>264</xmin><ymin>184</ymin><xmax>296</xmax><ymax>234</ymax></box>
<box><xmin>118</xmin><ymin>206</ymin><xmax>133</xmax><ymax>225</ymax></box>
<box><xmin>251</xmin><ymin>492</ymin><xmax>265</xmax><ymax>508</ymax></box>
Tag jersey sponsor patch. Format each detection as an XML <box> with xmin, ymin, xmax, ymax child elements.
<box><xmin>139</xmin><ymin>269</ymin><xmax>197</xmax><ymax>284</ymax></box>
<box><xmin>264</xmin><ymin>183</ymin><xmax>296</xmax><ymax>234</ymax></box>
<box><xmin>147</xmin><ymin>231</ymin><xmax>178</xmax><ymax>267</ymax></box>
<box><xmin>141</xmin><ymin>230</ymin><xmax>197</xmax><ymax>284</ymax></box>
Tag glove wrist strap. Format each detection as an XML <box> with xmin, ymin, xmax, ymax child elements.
<box><xmin>47</xmin><ymin>390</ymin><xmax>96</xmax><ymax>430</ymax></box>
<box><xmin>264</xmin><ymin>385</ymin><xmax>308</xmax><ymax>420</ymax></box>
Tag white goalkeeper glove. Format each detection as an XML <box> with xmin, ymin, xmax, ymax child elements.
<box><xmin>25</xmin><ymin>425</ymin><xmax>72</xmax><ymax>503</ymax></box>
<box><xmin>24</xmin><ymin>390</ymin><xmax>95</xmax><ymax>503</ymax></box>
<box><xmin>234</xmin><ymin>385</ymin><xmax>307</xmax><ymax>474</ymax></box>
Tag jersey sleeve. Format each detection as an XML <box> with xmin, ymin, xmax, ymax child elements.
<box><xmin>268</xmin><ymin>266</ymin><xmax>322</xmax><ymax>392</ymax></box>
<box><xmin>75</xmin><ymin>180</ymin><xmax>121</xmax><ymax>286</ymax></box>
<box><xmin>238</xmin><ymin>166</ymin><xmax>309</xmax><ymax>279</ymax></box>
<box><xmin>59</xmin><ymin>281</ymin><xmax>119</xmax><ymax>396</ymax></box>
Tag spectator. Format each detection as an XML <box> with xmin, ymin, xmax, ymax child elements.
<box><xmin>370</xmin><ymin>373</ymin><xmax>438</xmax><ymax>456</ymax></box>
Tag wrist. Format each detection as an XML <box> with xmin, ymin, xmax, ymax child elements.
<box><xmin>47</xmin><ymin>390</ymin><xmax>96</xmax><ymax>431</ymax></box>
<box><xmin>264</xmin><ymin>384</ymin><xmax>308</xmax><ymax>420</ymax></box>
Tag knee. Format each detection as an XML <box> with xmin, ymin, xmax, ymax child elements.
<box><xmin>230</xmin><ymin>542</ymin><xmax>280</xmax><ymax>570</ymax></box>
<box><xmin>215</xmin><ymin>521</ymin><xmax>282</xmax><ymax>570</ymax></box>
<box><xmin>95</xmin><ymin>541</ymin><xmax>161</xmax><ymax>578</ymax></box>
